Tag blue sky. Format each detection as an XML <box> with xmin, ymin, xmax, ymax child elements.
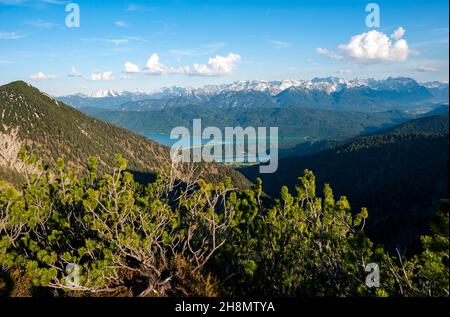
<box><xmin>0</xmin><ymin>0</ymin><xmax>448</xmax><ymax>95</ymax></box>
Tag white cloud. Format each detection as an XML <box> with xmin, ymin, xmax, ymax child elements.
<box><xmin>0</xmin><ymin>31</ymin><xmax>25</xmax><ymax>40</ymax></box>
<box><xmin>115</xmin><ymin>21</ymin><xmax>127</xmax><ymax>28</ymax></box>
<box><xmin>68</xmin><ymin>66</ymin><xmax>82</xmax><ymax>77</ymax></box>
<box><xmin>30</xmin><ymin>72</ymin><xmax>56</xmax><ymax>80</ymax></box>
<box><xmin>190</xmin><ymin>53</ymin><xmax>241</xmax><ymax>76</ymax></box>
<box><xmin>90</xmin><ymin>71</ymin><xmax>114</xmax><ymax>81</ymax></box>
<box><xmin>316</xmin><ymin>47</ymin><xmax>343</xmax><ymax>60</ymax></box>
<box><xmin>126</xmin><ymin>52</ymin><xmax>241</xmax><ymax>77</ymax></box>
<box><xmin>123</xmin><ymin>61</ymin><xmax>140</xmax><ymax>73</ymax></box>
<box><xmin>317</xmin><ymin>28</ymin><xmax>410</xmax><ymax>63</ymax></box>
<box><xmin>391</xmin><ymin>27</ymin><xmax>406</xmax><ymax>40</ymax></box>
<box><xmin>269</xmin><ymin>40</ymin><xmax>292</xmax><ymax>49</ymax></box>
<box><xmin>416</xmin><ymin>66</ymin><xmax>437</xmax><ymax>72</ymax></box>
<box><xmin>337</xmin><ymin>29</ymin><xmax>409</xmax><ymax>62</ymax></box>
<box><xmin>123</xmin><ymin>53</ymin><xmax>177</xmax><ymax>74</ymax></box>
<box><xmin>145</xmin><ymin>53</ymin><xmax>172</xmax><ymax>74</ymax></box>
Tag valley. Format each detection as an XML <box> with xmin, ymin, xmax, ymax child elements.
<box><xmin>0</xmin><ymin>0</ymin><xmax>448</xmax><ymax>301</ymax></box>
<box><xmin>54</xmin><ymin>77</ymin><xmax>449</xmax><ymax>251</ymax></box>
<box><xmin>1</xmin><ymin>77</ymin><xmax>448</xmax><ymax>297</ymax></box>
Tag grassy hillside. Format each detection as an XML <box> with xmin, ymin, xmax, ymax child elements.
<box><xmin>0</xmin><ymin>81</ymin><xmax>250</xmax><ymax>188</ymax></box>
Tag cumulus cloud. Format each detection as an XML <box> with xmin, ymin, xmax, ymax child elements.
<box><xmin>145</xmin><ymin>53</ymin><xmax>172</xmax><ymax>74</ymax></box>
<box><xmin>123</xmin><ymin>61</ymin><xmax>140</xmax><ymax>73</ymax></box>
<box><xmin>391</xmin><ymin>26</ymin><xmax>406</xmax><ymax>40</ymax></box>
<box><xmin>68</xmin><ymin>66</ymin><xmax>82</xmax><ymax>77</ymax></box>
<box><xmin>30</xmin><ymin>72</ymin><xmax>56</xmax><ymax>80</ymax></box>
<box><xmin>190</xmin><ymin>53</ymin><xmax>241</xmax><ymax>76</ymax></box>
<box><xmin>90</xmin><ymin>71</ymin><xmax>114</xmax><ymax>81</ymax></box>
<box><xmin>317</xmin><ymin>27</ymin><xmax>410</xmax><ymax>63</ymax></box>
<box><xmin>123</xmin><ymin>52</ymin><xmax>241</xmax><ymax>77</ymax></box>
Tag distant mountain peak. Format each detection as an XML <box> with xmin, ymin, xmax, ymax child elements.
<box><xmin>60</xmin><ymin>76</ymin><xmax>447</xmax><ymax>100</ymax></box>
<box><xmin>55</xmin><ymin>77</ymin><xmax>448</xmax><ymax>111</ymax></box>
<box><xmin>87</xmin><ymin>89</ymin><xmax>123</xmax><ymax>98</ymax></box>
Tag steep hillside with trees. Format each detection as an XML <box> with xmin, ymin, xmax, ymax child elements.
<box><xmin>241</xmin><ymin>115</ymin><xmax>449</xmax><ymax>248</ymax></box>
<box><xmin>0</xmin><ymin>81</ymin><xmax>250</xmax><ymax>188</ymax></box>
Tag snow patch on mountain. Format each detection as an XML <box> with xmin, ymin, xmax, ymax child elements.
<box><xmin>61</xmin><ymin>77</ymin><xmax>447</xmax><ymax>101</ymax></box>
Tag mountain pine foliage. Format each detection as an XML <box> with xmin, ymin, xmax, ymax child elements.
<box><xmin>0</xmin><ymin>154</ymin><xmax>447</xmax><ymax>297</ymax></box>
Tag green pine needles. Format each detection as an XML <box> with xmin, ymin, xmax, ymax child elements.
<box><xmin>0</xmin><ymin>152</ymin><xmax>448</xmax><ymax>297</ymax></box>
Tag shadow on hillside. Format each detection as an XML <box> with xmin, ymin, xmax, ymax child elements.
<box><xmin>127</xmin><ymin>170</ymin><xmax>158</xmax><ymax>186</ymax></box>
<box><xmin>361</xmin><ymin>117</ymin><xmax>410</xmax><ymax>135</ymax></box>
<box><xmin>127</xmin><ymin>170</ymin><xmax>198</xmax><ymax>208</ymax></box>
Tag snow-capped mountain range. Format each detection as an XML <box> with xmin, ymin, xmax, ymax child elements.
<box><xmin>57</xmin><ymin>77</ymin><xmax>448</xmax><ymax>111</ymax></box>
<box><xmin>68</xmin><ymin>77</ymin><xmax>442</xmax><ymax>99</ymax></box>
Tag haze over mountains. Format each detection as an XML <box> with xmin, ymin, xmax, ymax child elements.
<box><xmin>58</xmin><ymin>77</ymin><xmax>448</xmax><ymax>112</ymax></box>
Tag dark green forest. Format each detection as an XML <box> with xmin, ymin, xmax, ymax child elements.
<box><xmin>241</xmin><ymin>115</ymin><xmax>449</xmax><ymax>250</ymax></box>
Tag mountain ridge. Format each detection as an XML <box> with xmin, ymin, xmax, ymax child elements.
<box><xmin>0</xmin><ymin>81</ymin><xmax>251</xmax><ymax>188</ymax></box>
<box><xmin>240</xmin><ymin>114</ymin><xmax>449</xmax><ymax>248</ymax></box>
<box><xmin>57</xmin><ymin>77</ymin><xmax>448</xmax><ymax>112</ymax></box>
